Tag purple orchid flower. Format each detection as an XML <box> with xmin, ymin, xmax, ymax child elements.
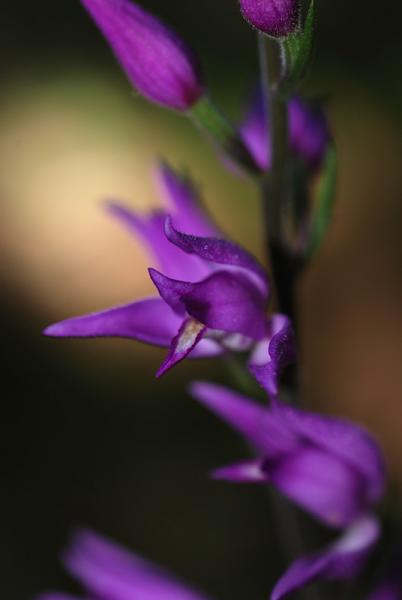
<box><xmin>36</xmin><ymin>529</ymin><xmax>212</xmax><ymax>600</ymax></box>
<box><xmin>190</xmin><ymin>382</ymin><xmax>386</xmax><ymax>529</ymax></box>
<box><xmin>240</xmin><ymin>90</ymin><xmax>330</xmax><ymax>173</ymax></box>
<box><xmin>271</xmin><ymin>515</ymin><xmax>380</xmax><ymax>600</ymax></box>
<box><xmin>239</xmin><ymin>0</ymin><xmax>300</xmax><ymax>38</ymax></box>
<box><xmin>36</xmin><ymin>524</ymin><xmax>380</xmax><ymax>600</ymax></box>
<box><xmin>81</xmin><ymin>0</ymin><xmax>204</xmax><ymax>111</ymax></box>
<box><xmin>44</xmin><ymin>163</ymin><xmax>293</xmax><ymax>385</ymax></box>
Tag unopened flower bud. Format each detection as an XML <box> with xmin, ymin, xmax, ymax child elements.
<box><xmin>81</xmin><ymin>0</ymin><xmax>204</xmax><ymax>111</ymax></box>
<box><xmin>239</xmin><ymin>0</ymin><xmax>300</xmax><ymax>38</ymax></box>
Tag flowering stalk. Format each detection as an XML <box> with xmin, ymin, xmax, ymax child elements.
<box><xmin>256</xmin><ymin>15</ymin><xmax>323</xmax><ymax>600</ymax></box>
<box><xmin>257</xmin><ymin>33</ymin><xmax>303</xmax><ymax>326</ymax></box>
<box><xmin>38</xmin><ymin>2</ymin><xmax>392</xmax><ymax>600</ymax></box>
<box><xmin>256</xmin><ymin>0</ymin><xmax>318</xmax><ymax>322</ymax></box>
<box><xmin>258</xmin><ymin>35</ymin><xmax>289</xmax><ymax>241</ymax></box>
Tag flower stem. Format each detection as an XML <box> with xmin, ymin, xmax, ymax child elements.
<box><xmin>259</xmin><ymin>35</ymin><xmax>289</xmax><ymax>243</ymax></box>
<box><xmin>258</xmin><ymin>34</ymin><xmax>303</xmax><ymax>324</ymax></box>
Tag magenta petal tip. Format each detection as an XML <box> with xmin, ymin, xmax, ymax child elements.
<box><xmin>271</xmin><ymin>516</ymin><xmax>380</xmax><ymax>600</ymax></box>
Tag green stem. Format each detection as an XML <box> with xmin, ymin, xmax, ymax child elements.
<box><xmin>258</xmin><ymin>34</ymin><xmax>289</xmax><ymax>243</ymax></box>
<box><xmin>260</xmin><ymin>35</ymin><xmax>289</xmax><ymax>241</ymax></box>
<box><xmin>259</xmin><ymin>34</ymin><xmax>303</xmax><ymax>326</ymax></box>
<box><xmin>258</xmin><ymin>34</ymin><xmax>322</xmax><ymax>600</ymax></box>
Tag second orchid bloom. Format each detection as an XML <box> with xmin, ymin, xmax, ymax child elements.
<box><xmin>44</xmin><ymin>162</ymin><xmax>294</xmax><ymax>391</ymax></box>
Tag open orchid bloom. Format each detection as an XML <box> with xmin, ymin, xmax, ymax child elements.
<box><xmin>44</xmin><ymin>162</ymin><xmax>294</xmax><ymax>384</ymax></box>
<box><xmin>240</xmin><ymin>90</ymin><xmax>330</xmax><ymax>173</ymax></box>
<box><xmin>271</xmin><ymin>515</ymin><xmax>380</xmax><ymax>600</ymax></box>
<box><xmin>191</xmin><ymin>382</ymin><xmax>386</xmax><ymax>529</ymax></box>
<box><xmin>36</xmin><ymin>529</ymin><xmax>212</xmax><ymax>600</ymax></box>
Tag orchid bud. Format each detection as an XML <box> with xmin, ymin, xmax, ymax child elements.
<box><xmin>239</xmin><ymin>0</ymin><xmax>300</xmax><ymax>38</ymax></box>
<box><xmin>81</xmin><ymin>0</ymin><xmax>204</xmax><ymax>111</ymax></box>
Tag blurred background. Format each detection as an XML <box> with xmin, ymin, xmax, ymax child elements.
<box><xmin>2</xmin><ymin>0</ymin><xmax>402</xmax><ymax>598</ymax></box>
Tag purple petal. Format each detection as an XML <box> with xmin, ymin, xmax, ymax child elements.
<box><xmin>249</xmin><ymin>314</ymin><xmax>297</xmax><ymax>397</ymax></box>
<box><xmin>190</xmin><ymin>382</ymin><xmax>297</xmax><ymax>457</ymax></box>
<box><xmin>240</xmin><ymin>89</ymin><xmax>329</xmax><ymax>172</ymax></box>
<box><xmin>191</xmin><ymin>381</ymin><xmax>267</xmax><ymax>443</ymax></box>
<box><xmin>107</xmin><ymin>203</ymin><xmax>210</xmax><ymax>282</ymax></box>
<box><xmin>81</xmin><ymin>0</ymin><xmax>204</xmax><ymax>111</ymax></box>
<box><xmin>187</xmin><ymin>338</ymin><xmax>224</xmax><ymax>360</ymax></box>
<box><xmin>63</xmin><ymin>529</ymin><xmax>212</xmax><ymax>600</ymax></box>
<box><xmin>212</xmin><ymin>459</ymin><xmax>268</xmax><ymax>484</ymax></box>
<box><xmin>149</xmin><ymin>269</ymin><xmax>193</xmax><ymax>314</ymax></box>
<box><xmin>271</xmin><ymin>515</ymin><xmax>380</xmax><ymax>600</ymax></box>
<box><xmin>191</xmin><ymin>381</ymin><xmax>384</xmax><ymax>526</ymax></box>
<box><xmin>192</xmin><ymin>384</ymin><xmax>376</xmax><ymax>526</ymax></box>
<box><xmin>44</xmin><ymin>298</ymin><xmax>182</xmax><ymax>347</ymax></box>
<box><xmin>156</xmin><ymin>162</ymin><xmax>218</xmax><ymax>237</ymax></box>
<box><xmin>266</xmin><ymin>446</ymin><xmax>369</xmax><ymax>528</ymax></box>
<box><xmin>239</xmin><ymin>87</ymin><xmax>270</xmax><ymax>171</ymax></box>
<box><xmin>45</xmin><ymin>295</ymin><xmax>221</xmax><ymax>362</ymax></box>
<box><xmin>278</xmin><ymin>404</ymin><xmax>386</xmax><ymax>506</ymax></box>
<box><xmin>240</xmin><ymin>0</ymin><xmax>299</xmax><ymax>37</ymax></box>
<box><xmin>182</xmin><ymin>271</ymin><xmax>268</xmax><ymax>339</ymax></box>
<box><xmin>151</xmin><ymin>269</ymin><xmax>268</xmax><ymax>340</ymax></box>
<box><xmin>165</xmin><ymin>217</ymin><xmax>269</xmax><ymax>297</ymax></box>
<box><xmin>289</xmin><ymin>96</ymin><xmax>330</xmax><ymax>170</ymax></box>
<box><xmin>157</xmin><ymin>318</ymin><xmax>206</xmax><ymax>377</ymax></box>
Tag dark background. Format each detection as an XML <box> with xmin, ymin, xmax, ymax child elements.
<box><xmin>1</xmin><ymin>1</ymin><xmax>402</xmax><ymax>598</ymax></box>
